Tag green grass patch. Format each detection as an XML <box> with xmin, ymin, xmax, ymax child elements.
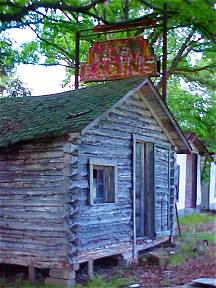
<box><xmin>0</xmin><ymin>277</ymin><xmax>129</xmax><ymax>288</ymax></box>
<box><xmin>183</xmin><ymin>231</ymin><xmax>216</xmax><ymax>244</ymax></box>
<box><xmin>75</xmin><ymin>276</ymin><xmax>129</xmax><ymax>288</ymax></box>
<box><xmin>0</xmin><ymin>278</ymin><xmax>61</xmax><ymax>288</ymax></box>
<box><xmin>169</xmin><ymin>254</ymin><xmax>185</xmax><ymax>266</ymax></box>
<box><xmin>170</xmin><ymin>238</ymin><xmax>196</xmax><ymax>266</ymax></box>
<box><xmin>179</xmin><ymin>213</ymin><xmax>215</xmax><ymax>227</ymax></box>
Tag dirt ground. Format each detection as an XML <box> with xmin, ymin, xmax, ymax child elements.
<box><xmin>95</xmin><ymin>213</ymin><xmax>216</xmax><ymax>287</ymax></box>
<box><xmin>130</xmin><ymin>249</ymin><xmax>216</xmax><ymax>287</ymax></box>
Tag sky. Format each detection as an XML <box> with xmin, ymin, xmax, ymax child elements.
<box><xmin>17</xmin><ymin>64</ymin><xmax>67</xmax><ymax>96</ymax></box>
<box><xmin>9</xmin><ymin>28</ymin><xmax>68</xmax><ymax>96</ymax></box>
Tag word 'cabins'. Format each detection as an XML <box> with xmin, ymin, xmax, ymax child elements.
<box><xmin>80</xmin><ymin>36</ymin><xmax>159</xmax><ymax>82</ymax></box>
<box><xmin>0</xmin><ymin>77</ymin><xmax>191</xmax><ymax>286</ymax></box>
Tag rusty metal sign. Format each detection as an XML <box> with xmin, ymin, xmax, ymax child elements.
<box><xmin>80</xmin><ymin>36</ymin><xmax>159</xmax><ymax>82</ymax></box>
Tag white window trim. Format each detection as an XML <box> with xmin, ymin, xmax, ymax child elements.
<box><xmin>89</xmin><ymin>158</ymin><xmax>118</xmax><ymax>205</ymax></box>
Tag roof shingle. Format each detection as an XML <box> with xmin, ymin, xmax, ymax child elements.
<box><xmin>0</xmin><ymin>77</ymin><xmax>145</xmax><ymax>148</ymax></box>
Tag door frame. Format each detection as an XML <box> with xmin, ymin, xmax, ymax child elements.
<box><xmin>132</xmin><ymin>134</ymin><xmax>155</xmax><ymax>259</ymax></box>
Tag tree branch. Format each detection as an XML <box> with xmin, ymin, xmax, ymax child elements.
<box><xmin>138</xmin><ymin>0</ymin><xmax>163</xmax><ymax>12</ymax></box>
<box><xmin>182</xmin><ymin>75</ymin><xmax>216</xmax><ymax>90</ymax></box>
<box><xmin>0</xmin><ymin>0</ymin><xmax>108</xmax><ymax>23</ymax></box>
<box><xmin>176</xmin><ymin>63</ymin><xmax>216</xmax><ymax>73</ymax></box>
<box><xmin>21</xmin><ymin>61</ymin><xmax>73</xmax><ymax>68</ymax></box>
<box><xmin>169</xmin><ymin>28</ymin><xmax>195</xmax><ymax>73</ymax></box>
<box><xmin>29</xmin><ymin>25</ymin><xmax>74</xmax><ymax>62</ymax></box>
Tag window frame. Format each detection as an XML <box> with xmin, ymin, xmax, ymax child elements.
<box><xmin>89</xmin><ymin>158</ymin><xmax>118</xmax><ymax>205</ymax></box>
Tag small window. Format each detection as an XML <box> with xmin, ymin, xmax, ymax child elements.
<box><xmin>89</xmin><ymin>159</ymin><xmax>117</xmax><ymax>205</ymax></box>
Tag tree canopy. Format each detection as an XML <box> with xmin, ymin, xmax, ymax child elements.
<box><xmin>0</xmin><ymin>0</ymin><xmax>215</xmax><ymax>149</ymax></box>
<box><xmin>0</xmin><ymin>0</ymin><xmax>215</xmax><ymax>87</ymax></box>
<box><xmin>0</xmin><ymin>34</ymin><xmax>31</xmax><ymax>97</ymax></box>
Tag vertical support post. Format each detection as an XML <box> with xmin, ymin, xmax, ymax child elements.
<box><xmin>132</xmin><ymin>135</ymin><xmax>137</xmax><ymax>261</ymax></box>
<box><xmin>175</xmin><ymin>203</ymin><xmax>182</xmax><ymax>237</ymax></box>
<box><xmin>75</xmin><ymin>31</ymin><xmax>80</xmax><ymax>90</ymax></box>
<box><xmin>28</xmin><ymin>266</ymin><xmax>36</xmax><ymax>282</ymax></box>
<box><xmin>88</xmin><ymin>259</ymin><xmax>94</xmax><ymax>279</ymax></box>
<box><xmin>162</xmin><ymin>2</ymin><xmax>168</xmax><ymax>102</ymax></box>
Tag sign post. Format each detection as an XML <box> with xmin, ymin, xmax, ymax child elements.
<box><xmin>162</xmin><ymin>2</ymin><xmax>168</xmax><ymax>102</ymax></box>
<box><xmin>75</xmin><ymin>31</ymin><xmax>80</xmax><ymax>90</ymax></box>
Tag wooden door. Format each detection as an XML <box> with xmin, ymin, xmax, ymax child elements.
<box><xmin>135</xmin><ymin>142</ymin><xmax>154</xmax><ymax>238</ymax></box>
<box><xmin>135</xmin><ymin>143</ymin><xmax>145</xmax><ymax>237</ymax></box>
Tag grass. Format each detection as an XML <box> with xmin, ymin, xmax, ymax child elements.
<box><xmin>179</xmin><ymin>213</ymin><xmax>215</xmax><ymax>227</ymax></box>
<box><xmin>0</xmin><ymin>276</ymin><xmax>129</xmax><ymax>288</ymax></box>
<box><xmin>0</xmin><ymin>277</ymin><xmax>60</xmax><ymax>288</ymax></box>
<box><xmin>74</xmin><ymin>277</ymin><xmax>129</xmax><ymax>288</ymax></box>
<box><xmin>179</xmin><ymin>212</ymin><xmax>216</xmax><ymax>244</ymax></box>
<box><xmin>170</xmin><ymin>212</ymin><xmax>216</xmax><ymax>266</ymax></box>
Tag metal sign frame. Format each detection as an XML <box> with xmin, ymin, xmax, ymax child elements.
<box><xmin>74</xmin><ymin>13</ymin><xmax>167</xmax><ymax>103</ymax></box>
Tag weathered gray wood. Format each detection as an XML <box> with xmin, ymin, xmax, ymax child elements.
<box><xmin>64</xmin><ymin>89</ymin><xmax>174</xmax><ymax>267</ymax></box>
<box><xmin>0</xmin><ymin>138</ymin><xmax>68</xmax><ymax>269</ymax></box>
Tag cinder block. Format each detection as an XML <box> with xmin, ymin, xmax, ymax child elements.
<box><xmin>49</xmin><ymin>269</ymin><xmax>75</xmax><ymax>279</ymax></box>
<box><xmin>148</xmin><ymin>252</ymin><xmax>169</xmax><ymax>267</ymax></box>
<box><xmin>45</xmin><ymin>276</ymin><xmax>75</xmax><ymax>287</ymax></box>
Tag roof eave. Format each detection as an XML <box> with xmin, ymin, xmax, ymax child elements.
<box><xmin>141</xmin><ymin>78</ymin><xmax>192</xmax><ymax>154</ymax></box>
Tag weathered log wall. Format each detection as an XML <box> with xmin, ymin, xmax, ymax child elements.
<box><xmin>0</xmin><ymin>138</ymin><xmax>68</xmax><ymax>269</ymax></box>
<box><xmin>64</xmin><ymin>90</ymin><xmax>175</xmax><ymax>263</ymax></box>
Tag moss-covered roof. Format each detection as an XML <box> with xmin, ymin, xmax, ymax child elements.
<box><xmin>0</xmin><ymin>77</ymin><xmax>145</xmax><ymax>148</ymax></box>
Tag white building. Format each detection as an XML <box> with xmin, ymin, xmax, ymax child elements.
<box><xmin>176</xmin><ymin>132</ymin><xmax>214</xmax><ymax>214</ymax></box>
<box><xmin>202</xmin><ymin>155</ymin><xmax>216</xmax><ymax>210</ymax></box>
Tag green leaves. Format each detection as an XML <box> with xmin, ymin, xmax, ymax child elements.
<box><xmin>167</xmin><ymin>80</ymin><xmax>216</xmax><ymax>151</ymax></box>
<box><xmin>0</xmin><ymin>36</ymin><xmax>18</xmax><ymax>75</ymax></box>
<box><xmin>0</xmin><ymin>0</ymin><xmax>215</xmax><ymax>148</ymax></box>
<box><xmin>0</xmin><ymin>34</ymin><xmax>31</xmax><ymax>97</ymax></box>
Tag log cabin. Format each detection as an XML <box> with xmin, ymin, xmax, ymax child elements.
<box><xmin>0</xmin><ymin>77</ymin><xmax>191</xmax><ymax>286</ymax></box>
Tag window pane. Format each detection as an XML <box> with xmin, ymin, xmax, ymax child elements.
<box><xmin>98</xmin><ymin>169</ymin><xmax>104</xmax><ymax>184</ymax></box>
<box><xmin>105</xmin><ymin>166</ymin><xmax>115</xmax><ymax>203</ymax></box>
<box><xmin>97</xmin><ymin>183</ymin><xmax>104</xmax><ymax>200</ymax></box>
<box><xmin>92</xmin><ymin>164</ymin><xmax>115</xmax><ymax>204</ymax></box>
